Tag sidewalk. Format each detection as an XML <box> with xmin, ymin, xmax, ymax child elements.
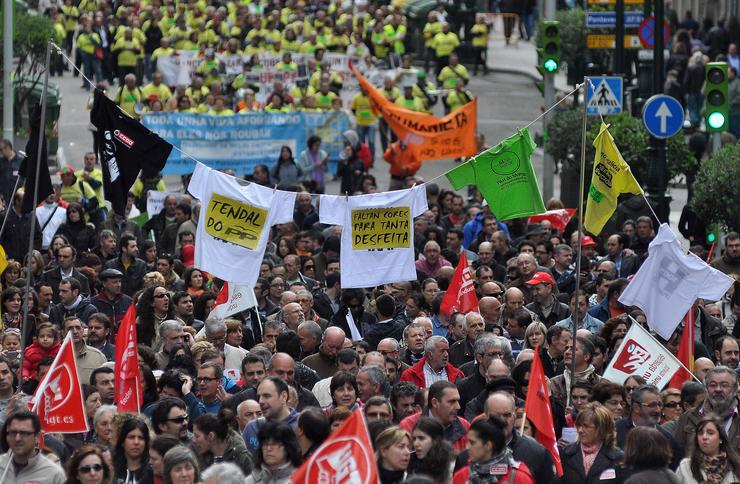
<box><xmin>485</xmin><ymin>36</ymin><xmax>571</xmax><ymax>93</ymax></box>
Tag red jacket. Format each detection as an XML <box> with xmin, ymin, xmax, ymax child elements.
<box><xmin>23</xmin><ymin>340</ymin><xmax>61</xmax><ymax>380</ymax></box>
<box><xmin>399</xmin><ymin>357</ymin><xmax>465</xmax><ymax>389</ymax></box>
<box><xmin>399</xmin><ymin>411</ymin><xmax>470</xmax><ymax>453</ymax></box>
<box><xmin>453</xmin><ymin>461</ymin><xmax>535</xmax><ymax>484</ymax></box>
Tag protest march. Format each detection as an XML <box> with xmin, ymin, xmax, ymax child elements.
<box><xmin>0</xmin><ymin>1</ymin><xmax>739</xmax><ymax>483</ymax></box>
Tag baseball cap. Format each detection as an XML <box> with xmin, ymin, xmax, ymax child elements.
<box><xmin>58</xmin><ymin>165</ymin><xmax>75</xmax><ymax>176</ymax></box>
<box><xmin>581</xmin><ymin>236</ymin><xmax>598</xmax><ymax>247</ymax></box>
<box><xmin>525</xmin><ymin>271</ymin><xmax>555</xmax><ymax>286</ymax></box>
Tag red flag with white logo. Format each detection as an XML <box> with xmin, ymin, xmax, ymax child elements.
<box><xmin>115</xmin><ymin>303</ymin><xmax>142</xmax><ymax>413</ymax></box>
<box><xmin>292</xmin><ymin>408</ymin><xmax>378</xmax><ymax>484</ymax></box>
<box><xmin>440</xmin><ymin>252</ymin><xmax>479</xmax><ymax>316</ymax></box>
<box><xmin>30</xmin><ymin>333</ymin><xmax>88</xmax><ymax>433</ymax></box>
<box><xmin>210</xmin><ymin>282</ymin><xmax>258</xmax><ymax>320</ymax></box>
<box><xmin>524</xmin><ymin>347</ymin><xmax>562</xmax><ymax>476</ymax></box>
<box><xmin>528</xmin><ymin>209</ymin><xmax>576</xmax><ymax>232</ymax></box>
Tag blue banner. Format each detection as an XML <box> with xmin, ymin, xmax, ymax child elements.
<box><xmin>141</xmin><ymin>111</ymin><xmax>351</xmax><ymax>176</ymax></box>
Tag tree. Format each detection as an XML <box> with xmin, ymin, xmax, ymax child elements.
<box><xmin>692</xmin><ymin>143</ymin><xmax>740</xmax><ymax>232</ymax></box>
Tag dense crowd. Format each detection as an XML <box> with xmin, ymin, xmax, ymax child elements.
<box><xmin>0</xmin><ymin>1</ymin><xmax>738</xmax><ymax>484</ymax></box>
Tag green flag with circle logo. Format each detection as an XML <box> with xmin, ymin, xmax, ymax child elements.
<box><xmin>446</xmin><ymin>128</ymin><xmax>546</xmax><ymax>220</ymax></box>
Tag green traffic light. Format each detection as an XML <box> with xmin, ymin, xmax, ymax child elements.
<box><xmin>707</xmin><ymin>112</ymin><xmax>726</xmax><ymax>129</ymax></box>
<box><xmin>707</xmin><ymin>233</ymin><xmax>716</xmax><ymax>243</ymax></box>
<box><xmin>544</xmin><ymin>59</ymin><xmax>558</xmax><ymax>72</ymax></box>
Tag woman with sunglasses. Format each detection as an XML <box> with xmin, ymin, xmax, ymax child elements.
<box><xmin>660</xmin><ymin>388</ymin><xmax>683</xmax><ymax>425</ymax></box>
<box><xmin>135</xmin><ymin>286</ymin><xmax>173</xmax><ymax>347</ymax></box>
<box><xmin>66</xmin><ymin>444</ymin><xmax>111</xmax><ymax>484</ymax></box>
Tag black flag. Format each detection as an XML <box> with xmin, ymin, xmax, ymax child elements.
<box><xmin>90</xmin><ymin>90</ymin><xmax>172</xmax><ymax>216</ymax></box>
<box><xmin>19</xmin><ymin>104</ymin><xmax>53</xmax><ymax>214</ymax></box>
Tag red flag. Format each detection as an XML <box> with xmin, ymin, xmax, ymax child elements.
<box><xmin>528</xmin><ymin>209</ymin><xmax>576</xmax><ymax>233</ymax></box>
<box><xmin>292</xmin><ymin>409</ymin><xmax>378</xmax><ymax>484</ymax></box>
<box><xmin>669</xmin><ymin>311</ymin><xmax>695</xmax><ymax>389</ymax></box>
<box><xmin>524</xmin><ymin>346</ymin><xmax>563</xmax><ymax>476</ymax></box>
<box><xmin>115</xmin><ymin>303</ymin><xmax>142</xmax><ymax>413</ymax></box>
<box><xmin>31</xmin><ymin>333</ymin><xmax>88</xmax><ymax>433</ymax></box>
<box><xmin>440</xmin><ymin>252</ymin><xmax>479</xmax><ymax>316</ymax></box>
<box><xmin>210</xmin><ymin>281</ymin><xmax>258</xmax><ymax>319</ymax></box>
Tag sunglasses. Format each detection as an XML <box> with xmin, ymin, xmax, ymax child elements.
<box><xmin>154</xmin><ymin>293</ymin><xmax>170</xmax><ymax>299</ymax></box>
<box><xmin>167</xmin><ymin>415</ymin><xmax>189</xmax><ymax>424</ymax></box>
<box><xmin>79</xmin><ymin>464</ymin><xmax>104</xmax><ymax>474</ymax></box>
<box><xmin>663</xmin><ymin>401</ymin><xmax>681</xmax><ymax>408</ymax></box>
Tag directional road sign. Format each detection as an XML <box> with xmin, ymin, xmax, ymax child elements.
<box><xmin>642</xmin><ymin>94</ymin><xmax>684</xmax><ymax>138</ymax></box>
<box><xmin>586</xmin><ymin>76</ymin><xmax>623</xmax><ymax>116</ymax></box>
<box><xmin>638</xmin><ymin>16</ymin><xmax>671</xmax><ymax>49</ymax></box>
<box><xmin>586</xmin><ymin>11</ymin><xmax>645</xmax><ymax>28</ymax></box>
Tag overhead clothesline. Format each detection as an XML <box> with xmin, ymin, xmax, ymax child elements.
<box><xmin>52</xmin><ymin>41</ymin><xmax>582</xmax><ymax>198</ymax></box>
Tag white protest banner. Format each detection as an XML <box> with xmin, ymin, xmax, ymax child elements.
<box><xmin>602</xmin><ymin>321</ymin><xmax>681</xmax><ymax>390</ymax></box>
<box><xmin>156</xmin><ymin>50</ymin><xmax>200</xmax><ymax>86</ymax></box>
<box><xmin>210</xmin><ymin>281</ymin><xmax>258</xmax><ymax>320</ymax></box>
<box><xmin>147</xmin><ymin>191</ymin><xmax>177</xmax><ymax>218</ymax></box>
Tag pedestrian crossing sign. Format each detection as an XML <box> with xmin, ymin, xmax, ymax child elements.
<box><xmin>586</xmin><ymin>76</ymin><xmax>623</xmax><ymax>116</ymax></box>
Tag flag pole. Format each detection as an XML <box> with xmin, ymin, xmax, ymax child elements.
<box><xmin>627</xmin><ymin>316</ymin><xmax>702</xmax><ymax>383</ymax></box>
<box><xmin>19</xmin><ymin>40</ymin><xmax>52</xmax><ymax>380</ymax></box>
<box><xmin>569</xmin><ymin>77</ymin><xmax>590</xmax><ymax>398</ymax></box>
<box><xmin>0</xmin><ymin>450</ymin><xmax>14</xmax><ymax>484</ymax></box>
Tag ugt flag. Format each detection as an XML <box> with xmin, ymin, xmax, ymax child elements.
<box><xmin>440</xmin><ymin>251</ymin><xmax>479</xmax><ymax>316</ymax></box>
<box><xmin>31</xmin><ymin>333</ymin><xmax>88</xmax><ymax>433</ymax></box>
<box><xmin>210</xmin><ymin>282</ymin><xmax>258</xmax><ymax>320</ymax></box>
<box><xmin>115</xmin><ymin>304</ymin><xmax>142</xmax><ymax>413</ymax></box>
<box><xmin>524</xmin><ymin>347</ymin><xmax>563</xmax><ymax>476</ymax></box>
<box><xmin>602</xmin><ymin>320</ymin><xmax>681</xmax><ymax>390</ymax></box>
<box><xmin>292</xmin><ymin>408</ymin><xmax>377</xmax><ymax>484</ymax></box>
<box><xmin>583</xmin><ymin>123</ymin><xmax>642</xmax><ymax>235</ymax></box>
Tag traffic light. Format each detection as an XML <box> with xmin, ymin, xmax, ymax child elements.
<box><xmin>538</xmin><ymin>21</ymin><xmax>561</xmax><ymax>74</ymax></box>
<box><xmin>707</xmin><ymin>223</ymin><xmax>719</xmax><ymax>246</ymax></box>
<box><xmin>705</xmin><ymin>62</ymin><xmax>728</xmax><ymax>132</ymax></box>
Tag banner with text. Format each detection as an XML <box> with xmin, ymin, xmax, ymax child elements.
<box><xmin>602</xmin><ymin>322</ymin><xmax>681</xmax><ymax>390</ymax></box>
<box><xmin>141</xmin><ymin>111</ymin><xmax>351</xmax><ymax>175</ymax></box>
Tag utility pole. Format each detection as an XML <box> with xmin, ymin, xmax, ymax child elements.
<box><xmin>3</xmin><ymin>0</ymin><xmax>13</xmax><ymax>142</ymax></box>
<box><xmin>542</xmin><ymin>0</ymin><xmax>556</xmax><ymax>201</ymax></box>
<box><xmin>646</xmin><ymin>0</ymin><xmax>670</xmax><ymax>223</ymax></box>
<box><xmin>615</xmin><ymin>0</ymin><xmax>625</xmax><ymax>75</ymax></box>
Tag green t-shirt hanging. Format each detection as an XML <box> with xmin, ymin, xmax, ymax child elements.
<box><xmin>446</xmin><ymin>128</ymin><xmax>546</xmax><ymax>221</ymax></box>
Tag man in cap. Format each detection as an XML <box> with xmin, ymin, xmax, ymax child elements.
<box><xmin>525</xmin><ymin>272</ymin><xmax>571</xmax><ymax>327</ymax></box>
<box><xmin>58</xmin><ymin>164</ymin><xmax>98</xmax><ymax>215</ymax></box>
<box><xmin>91</xmin><ymin>268</ymin><xmax>133</xmax><ymax>329</ymax></box>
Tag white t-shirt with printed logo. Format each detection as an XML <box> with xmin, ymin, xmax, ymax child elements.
<box><xmin>188</xmin><ymin>162</ymin><xmax>297</xmax><ymax>286</ymax></box>
<box><xmin>320</xmin><ymin>186</ymin><xmax>427</xmax><ymax>288</ymax></box>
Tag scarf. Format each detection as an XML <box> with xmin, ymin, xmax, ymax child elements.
<box><xmin>563</xmin><ymin>365</ymin><xmax>595</xmax><ymax>407</ymax></box>
<box><xmin>468</xmin><ymin>448</ymin><xmax>515</xmax><ymax>484</ymax></box>
<box><xmin>581</xmin><ymin>443</ymin><xmax>602</xmax><ymax>475</ymax></box>
<box><xmin>378</xmin><ymin>460</ymin><xmax>406</xmax><ymax>484</ymax></box>
<box><xmin>702</xmin><ymin>452</ymin><xmax>729</xmax><ymax>484</ymax></box>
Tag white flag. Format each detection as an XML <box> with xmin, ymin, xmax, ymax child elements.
<box><xmin>618</xmin><ymin>224</ymin><xmax>733</xmax><ymax>340</ymax></box>
<box><xmin>602</xmin><ymin>321</ymin><xmax>681</xmax><ymax>390</ymax></box>
<box><xmin>209</xmin><ymin>282</ymin><xmax>258</xmax><ymax>320</ymax></box>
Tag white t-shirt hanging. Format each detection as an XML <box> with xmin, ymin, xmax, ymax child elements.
<box><xmin>618</xmin><ymin>224</ymin><xmax>733</xmax><ymax>340</ymax></box>
<box><xmin>320</xmin><ymin>186</ymin><xmax>427</xmax><ymax>288</ymax></box>
<box><xmin>188</xmin><ymin>162</ymin><xmax>297</xmax><ymax>286</ymax></box>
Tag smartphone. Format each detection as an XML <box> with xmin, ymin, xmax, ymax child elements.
<box><xmin>6</xmin><ymin>351</ymin><xmax>17</xmax><ymax>359</ymax></box>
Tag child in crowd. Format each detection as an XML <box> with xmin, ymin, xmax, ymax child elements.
<box><xmin>22</xmin><ymin>323</ymin><xmax>61</xmax><ymax>382</ymax></box>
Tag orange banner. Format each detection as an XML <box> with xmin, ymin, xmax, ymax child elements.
<box><xmin>350</xmin><ymin>64</ymin><xmax>478</xmax><ymax>161</ymax></box>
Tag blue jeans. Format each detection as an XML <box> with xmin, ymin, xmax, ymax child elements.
<box><xmin>356</xmin><ymin>124</ymin><xmax>377</xmax><ymax>162</ymax></box>
<box><xmin>687</xmin><ymin>92</ymin><xmax>703</xmax><ymax>128</ymax></box>
<box><xmin>82</xmin><ymin>52</ymin><xmax>103</xmax><ymax>87</ymax></box>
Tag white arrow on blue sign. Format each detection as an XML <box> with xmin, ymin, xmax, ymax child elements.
<box><xmin>641</xmin><ymin>94</ymin><xmax>684</xmax><ymax>139</ymax></box>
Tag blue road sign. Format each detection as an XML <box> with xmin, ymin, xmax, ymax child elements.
<box><xmin>586</xmin><ymin>11</ymin><xmax>644</xmax><ymax>28</ymax></box>
<box><xmin>642</xmin><ymin>94</ymin><xmax>684</xmax><ymax>138</ymax></box>
<box><xmin>586</xmin><ymin>77</ymin><xmax>623</xmax><ymax>116</ymax></box>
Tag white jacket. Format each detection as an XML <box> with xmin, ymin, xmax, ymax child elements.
<box><xmin>676</xmin><ymin>457</ymin><xmax>740</xmax><ymax>484</ymax></box>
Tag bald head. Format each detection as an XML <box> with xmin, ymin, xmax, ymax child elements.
<box><xmin>486</xmin><ymin>358</ymin><xmax>511</xmax><ymax>381</ymax></box>
<box><xmin>269</xmin><ymin>352</ymin><xmax>296</xmax><ymax>384</ymax></box>
<box><xmin>280</xmin><ymin>291</ymin><xmax>298</xmax><ymax>306</ymax></box>
<box><xmin>478</xmin><ymin>296</ymin><xmax>502</xmax><ymax>324</ymax></box>
<box><xmin>321</xmin><ymin>327</ymin><xmax>346</xmax><ymax>359</ymax></box>
<box><xmin>694</xmin><ymin>357</ymin><xmax>715</xmax><ymax>381</ymax></box>
<box><xmin>236</xmin><ymin>399</ymin><xmax>262</xmax><ymax>432</ymax></box>
<box><xmin>504</xmin><ymin>287</ymin><xmax>525</xmax><ymax>310</ymax></box>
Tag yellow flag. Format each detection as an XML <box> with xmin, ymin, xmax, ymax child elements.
<box><xmin>584</xmin><ymin>123</ymin><xmax>643</xmax><ymax>235</ymax></box>
<box><xmin>0</xmin><ymin>244</ymin><xmax>6</xmax><ymax>275</ymax></box>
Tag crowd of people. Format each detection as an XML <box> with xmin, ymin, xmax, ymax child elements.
<box><xmin>0</xmin><ymin>0</ymin><xmax>738</xmax><ymax>483</ymax></box>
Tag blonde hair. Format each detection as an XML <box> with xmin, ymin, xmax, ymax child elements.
<box><xmin>575</xmin><ymin>403</ymin><xmax>616</xmax><ymax>448</ymax></box>
<box><xmin>190</xmin><ymin>341</ymin><xmax>215</xmax><ymax>361</ymax></box>
<box><xmin>523</xmin><ymin>321</ymin><xmax>548</xmax><ymax>350</ymax></box>
<box><xmin>225</xmin><ymin>318</ymin><xmax>242</xmax><ymax>333</ymax></box>
<box><xmin>374</xmin><ymin>426</ymin><xmax>411</xmax><ymax>452</ymax></box>
<box><xmin>143</xmin><ymin>271</ymin><xmax>165</xmax><ymax>288</ymax></box>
